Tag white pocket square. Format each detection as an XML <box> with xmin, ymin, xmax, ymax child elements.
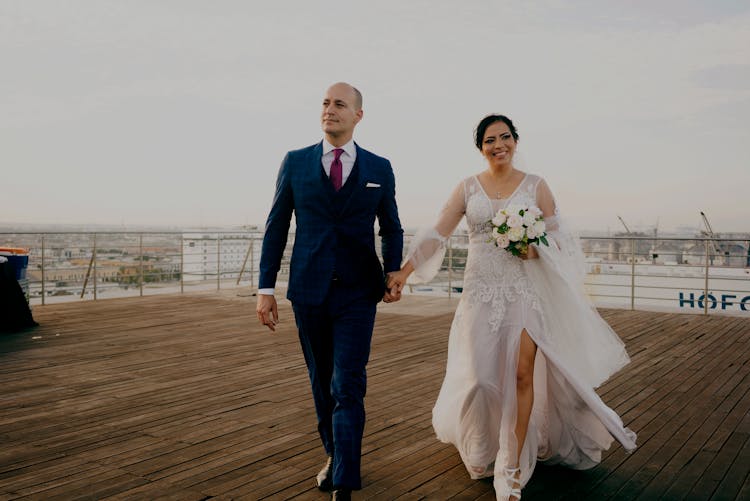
<box><xmin>366</xmin><ymin>182</ymin><xmax>381</xmax><ymax>188</ymax></box>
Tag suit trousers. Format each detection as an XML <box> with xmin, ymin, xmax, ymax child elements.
<box><xmin>292</xmin><ymin>281</ymin><xmax>377</xmax><ymax>490</ymax></box>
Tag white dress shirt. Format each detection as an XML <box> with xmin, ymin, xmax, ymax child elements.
<box><xmin>258</xmin><ymin>139</ymin><xmax>357</xmax><ymax>297</ymax></box>
<box><xmin>321</xmin><ymin>139</ymin><xmax>357</xmax><ymax>185</ymax></box>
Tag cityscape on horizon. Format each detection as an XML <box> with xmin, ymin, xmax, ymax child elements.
<box><xmin>2</xmin><ymin>224</ymin><xmax>748</xmax><ymax>315</ymax></box>
<box><xmin>2</xmin><ymin>220</ymin><xmax>748</xmax><ymax>238</ymax></box>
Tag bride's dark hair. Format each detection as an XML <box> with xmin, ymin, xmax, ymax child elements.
<box><xmin>474</xmin><ymin>115</ymin><xmax>519</xmax><ymax>151</ymax></box>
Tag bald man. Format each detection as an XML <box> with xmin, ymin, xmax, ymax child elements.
<box><xmin>257</xmin><ymin>82</ymin><xmax>404</xmax><ymax>500</ymax></box>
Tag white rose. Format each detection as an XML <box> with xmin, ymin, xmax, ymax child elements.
<box><xmin>492</xmin><ymin>212</ymin><xmax>507</xmax><ymax>226</ymax></box>
<box><xmin>526</xmin><ymin>226</ymin><xmax>538</xmax><ymax>239</ymax></box>
<box><xmin>496</xmin><ymin>233</ymin><xmax>510</xmax><ymax>249</ymax></box>
<box><xmin>533</xmin><ymin>220</ymin><xmax>546</xmax><ymax>234</ymax></box>
<box><xmin>507</xmin><ymin>226</ymin><xmax>525</xmax><ymax>242</ymax></box>
<box><xmin>505</xmin><ymin>204</ymin><xmax>524</xmax><ymax>217</ymax></box>
<box><xmin>522</xmin><ymin>212</ymin><xmax>537</xmax><ymax>227</ymax></box>
<box><xmin>528</xmin><ymin>206</ymin><xmax>542</xmax><ymax>218</ymax></box>
<box><xmin>506</xmin><ymin>214</ymin><xmax>523</xmax><ymax>228</ymax></box>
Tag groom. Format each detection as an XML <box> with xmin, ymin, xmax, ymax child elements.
<box><xmin>256</xmin><ymin>82</ymin><xmax>404</xmax><ymax>499</ymax></box>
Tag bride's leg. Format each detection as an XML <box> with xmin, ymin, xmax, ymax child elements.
<box><xmin>511</xmin><ymin>329</ymin><xmax>537</xmax><ymax>498</ymax></box>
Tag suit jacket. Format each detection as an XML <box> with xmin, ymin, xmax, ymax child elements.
<box><xmin>259</xmin><ymin>141</ymin><xmax>404</xmax><ymax>305</ymax></box>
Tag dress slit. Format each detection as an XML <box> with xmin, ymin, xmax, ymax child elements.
<box><xmin>490</xmin><ymin>325</ymin><xmax>540</xmax><ymax>488</ymax></box>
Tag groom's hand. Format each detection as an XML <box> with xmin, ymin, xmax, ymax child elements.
<box><xmin>256</xmin><ymin>294</ymin><xmax>279</xmax><ymax>332</ymax></box>
<box><xmin>383</xmin><ymin>272</ymin><xmax>403</xmax><ymax>303</ymax></box>
<box><xmin>383</xmin><ymin>287</ymin><xmax>401</xmax><ymax>303</ymax></box>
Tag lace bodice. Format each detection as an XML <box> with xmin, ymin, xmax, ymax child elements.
<box><xmin>461</xmin><ymin>175</ymin><xmax>542</xmax><ymax>330</ymax></box>
<box><xmin>406</xmin><ymin>172</ymin><xmax>558</xmax><ymax>332</ymax></box>
<box><xmin>464</xmin><ymin>174</ymin><xmax>540</xmax><ymax>242</ymax></box>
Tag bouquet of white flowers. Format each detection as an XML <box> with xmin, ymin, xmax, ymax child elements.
<box><xmin>489</xmin><ymin>204</ymin><xmax>549</xmax><ymax>257</ymax></box>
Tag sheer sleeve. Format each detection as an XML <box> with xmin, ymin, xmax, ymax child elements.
<box><xmin>405</xmin><ymin>180</ymin><xmax>466</xmax><ymax>283</ymax></box>
<box><xmin>536</xmin><ymin>177</ymin><xmax>558</xmax><ymax>231</ymax></box>
<box><xmin>534</xmin><ymin>177</ymin><xmax>586</xmax><ymax>282</ymax></box>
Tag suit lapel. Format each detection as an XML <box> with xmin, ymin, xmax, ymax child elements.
<box><xmin>309</xmin><ymin>142</ymin><xmax>336</xmax><ymax>198</ymax></box>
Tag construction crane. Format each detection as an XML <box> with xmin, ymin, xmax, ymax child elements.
<box><xmin>700</xmin><ymin>211</ymin><xmax>722</xmax><ymax>254</ymax></box>
<box><xmin>616</xmin><ymin>215</ymin><xmax>638</xmax><ymax>264</ymax></box>
<box><xmin>700</xmin><ymin>211</ymin><xmax>726</xmax><ymax>266</ymax></box>
<box><xmin>617</xmin><ymin>215</ymin><xmax>632</xmax><ymax>235</ymax></box>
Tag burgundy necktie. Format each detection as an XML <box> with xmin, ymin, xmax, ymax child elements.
<box><xmin>330</xmin><ymin>148</ymin><xmax>344</xmax><ymax>191</ymax></box>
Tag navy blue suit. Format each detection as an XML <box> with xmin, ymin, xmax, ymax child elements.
<box><xmin>259</xmin><ymin>141</ymin><xmax>403</xmax><ymax>490</ymax></box>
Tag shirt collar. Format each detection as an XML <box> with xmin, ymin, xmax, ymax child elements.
<box><xmin>322</xmin><ymin>139</ymin><xmax>356</xmax><ymax>158</ymax></box>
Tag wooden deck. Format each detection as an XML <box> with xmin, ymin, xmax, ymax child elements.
<box><xmin>1</xmin><ymin>291</ymin><xmax>749</xmax><ymax>500</ymax></box>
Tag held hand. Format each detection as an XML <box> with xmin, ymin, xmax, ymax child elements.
<box><xmin>383</xmin><ymin>266</ymin><xmax>413</xmax><ymax>303</ymax></box>
<box><xmin>386</xmin><ymin>269</ymin><xmax>410</xmax><ymax>292</ymax></box>
<box><xmin>383</xmin><ymin>287</ymin><xmax>402</xmax><ymax>303</ymax></box>
<box><xmin>256</xmin><ymin>294</ymin><xmax>279</xmax><ymax>332</ymax></box>
<box><xmin>383</xmin><ymin>270</ymin><xmax>405</xmax><ymax>303</ymax></box>
<box><xmin>383</xmin><ymin>273</ymin><xmax>401</xmax><ymax>303</ymax></box>
<box><xmin>519</xmin><ymin>245</ymin><xmax>539</xmax><ymax>260</ymax></box>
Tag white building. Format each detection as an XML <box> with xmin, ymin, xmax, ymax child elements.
<box><xmin>181</xmin><ymin>229</ymin><xmax>257</xmax><ymax>283</ymax></box>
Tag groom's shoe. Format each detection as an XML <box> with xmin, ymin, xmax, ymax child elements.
<box><xmin>316</xmin><ymin>456</ymin><xmax>333</xmax><ymax>491</ymax></box>
<box><xmin>331</xmin><ymin>487</ymin><xmax>351</xmax><ymax>500</ymax></box>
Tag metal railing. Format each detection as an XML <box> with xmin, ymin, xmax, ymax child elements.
<box><xmin>578</xmin><ymin>235</ymin><xmax>750</xmax><ymax>316</ymax></box>
<box><xmin>2</xmin><ymin>231</ymin><xmax>748</xmax><ymax>316</ymax></box>
<box><xmin>402</xmin><ymin>234</ymin><xmax>750</xmax><ymax>316</ymax></box>
<box><xmin>1</xmin><ymin>231</ymin><xmax>273</xmax><ymax>305</ymax></box>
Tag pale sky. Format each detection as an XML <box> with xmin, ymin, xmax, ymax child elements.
<box><xmin>2</xmin><ymin>1</ymin><xmax>749</xmax><ymax>233</ymax></box>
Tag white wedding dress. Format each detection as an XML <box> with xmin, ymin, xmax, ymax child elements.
<box><xmin>406</xmin><ymin>174</ymin><xmax>636</xmax><ymax>500</ymax></box>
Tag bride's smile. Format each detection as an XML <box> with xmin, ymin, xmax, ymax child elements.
<box><xmin>481</xmin><ymin>121</ymin><xmax>517</xmax><ymax>169</ymax></box>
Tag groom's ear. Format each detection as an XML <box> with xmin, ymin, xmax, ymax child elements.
<box><xmin>355</xmin><ymin>108</ymin><xmax>363</xmax><ymax>124</ymax></box>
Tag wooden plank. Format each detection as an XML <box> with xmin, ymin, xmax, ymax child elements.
<box><xmin>587</xmin><ymin>317</ymin><xmax>750</xmax><ymax>499</ymax></box>
<box><xmin>0</xmin><ymin>292</ymin><xmax>748</xmax><ymax>500</ymax></box>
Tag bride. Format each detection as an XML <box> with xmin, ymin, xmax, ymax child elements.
<box><xmin>387</xmin><ymin>115</ymin><xmax>636</xmax><ymax>500</ymax></box>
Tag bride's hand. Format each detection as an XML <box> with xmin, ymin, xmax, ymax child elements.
<box><xmin>520</xmin><ymin>245</ymin><xmax>539</xmax><ymax>260</ymax></box>
<box><xmin>386</xmin><ymin>261</ymin><xmax>415</xmax><ymax>293</ymax></box>
<box><xmin>386</xmin><ymin>269</ymin><xmax>409</xmax><ymax>292</ymax></box>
